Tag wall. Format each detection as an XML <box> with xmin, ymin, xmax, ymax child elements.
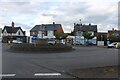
<box><xmin>56</xmin><ymin>25</ymin><xmax>64</xmax><ymax>33</ymax></box>
<box><xmin>2</xmin><ymin>29</ymin><xmax>8</xmax><ymax>36</ymax></box>
<box><xmin>38</xmin><ymin>30</ymin><xmax>55</xmax><ymax>39</ymax></box>
<box><xmin>97</xmin><ymin>41</ymin><xmax>104</xmax><ymax>46</ymax></box>
<box><xmin>30</xmin><ymin>31</ymin><xmax>38</xmax><ymax>36</ymax></box>
<box><xmin>47</xmin><ymin>30</ymin><xmax>55</xmax><ymax>39</ymax></box>
<box><xmin>15</xmin><ymin>29</ymin><xmax>24</xmax><ymax>36</ymax></box>
<box><xmin>38</xmin><ymin>31</ymin><xmax>44</xmax><ymax>38</ymax></box>
<box><xmin>75</xmin><ymin>36</ymin><xmax>85</xmax><ymax>45</ymax></box>
<box><xmin>75</xmin><ymin>36</ymin><xmax>97</xmax><ymax>45</ymax></box>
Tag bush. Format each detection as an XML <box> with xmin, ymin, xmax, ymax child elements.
<box><xmin>10</xmin><ymin>43</ymin><xmax>73</xmax><ymax>53</ymax></box>
<box><xmin>36</xmin><ymin>39</ymin><xmax>47</xmax><ymax>45</ymax></box>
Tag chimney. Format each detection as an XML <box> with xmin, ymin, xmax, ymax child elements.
<box><xmin>112</xmin><ymin>28</ymin><xmax>114</xmax><ymax>31</ymax></box>
<box><xmin>53</xmin><ymin>22</ymin><xmax>55</xmax><ymax>24</ymax></box>
<box><xmin>74</xmin><ymin>23</ymin><xmax>76</xmax><ymax>26</ymax></box>
<box><xmin>11</xmin><ymin>21</ymin><xmax>14</xmax><ymax>27</ymax></box>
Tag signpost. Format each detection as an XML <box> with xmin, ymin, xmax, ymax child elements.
<box><xmin>32</xmin><ymin>36</ymin><xmax>37</xmax><ymax>46</ymax></box>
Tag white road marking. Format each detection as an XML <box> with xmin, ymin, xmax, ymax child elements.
<box><xmin>0</xmin><ymin>74</ymin><xmax>16</xmax><ymax>77</ymax></box>
<box><xmin>34</xmin><ymin>73</ymin><xmax>61</xmax><ymax>76</ymax></box>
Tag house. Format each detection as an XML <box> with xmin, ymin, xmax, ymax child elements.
<box><xmin>107</xmin><ymin>28</ymin><xmax>120</xmax><ymax>42</ymax></box>
<box><xmin>30</xmin><ymin>22</ymin><xmax>64</xmax><ymax>39</ymax></box>
<box><xmin>2</xmin><ymin>22</ymin><xmax>26</xmax><ymax>43</ymax></box>
<box><xmin>73</xmin><ymin>23</ymin><xmax>97</xmax><ymax>45</ymax></box>
<box><xmin>97</xmin><ymin>32</ymin><xmax>108</xmax><ymax>46</ymax></box>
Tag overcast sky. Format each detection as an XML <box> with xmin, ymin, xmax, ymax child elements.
<box><xmin>0</xmin><ymin>0</ymin><xmax>119</xmax><ymax>36</ymax></box>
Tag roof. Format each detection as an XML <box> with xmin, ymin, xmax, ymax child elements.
<box><xmin>2</xmin><ymin>26</ymin><xmax>24</xmax><ymax>34</ymax></box>
<box><xmin>74</xmin><ymin>24</ymin><xmax>97</xmax><ymax>32</ymax></box>
<box><xmin>108</xmin><ymin>30</ymin><xmax>120</xmax><ymax>36</ymax></box>
<box><xmin>108</xmin><ymin>30</ymin><xmax>120</xmax><ymax>33</ymax></box>
<box><xmin>30</xmin><ymin>24</ymin><xmax>61</xmax><ymax>32</ymax></box>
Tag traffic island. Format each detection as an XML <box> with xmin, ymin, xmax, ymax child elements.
<box><xmin>9</xmin><ymin>43</ymin><xmax>74</xmax><ymax>53</ymax></box>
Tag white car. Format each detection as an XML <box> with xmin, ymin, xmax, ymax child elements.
<box><xmin>48</xmin><ymin>39</ymin><xmax>55</xmax><ymax>45</ymax></box>
<box><xmin>107</xmin><ymin>42</ymin><xmax>120</xmax><ymax>48</ymax></box>
<box><xmin>12</xmin><ymin>40</ymin><xmax>22</xmax><ymax>44</ymax></box>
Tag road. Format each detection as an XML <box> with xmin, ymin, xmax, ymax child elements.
<box><xmin>2</xmin><ymin>44</ymin><xmax>118</xmax><ymax>78</ymax></box>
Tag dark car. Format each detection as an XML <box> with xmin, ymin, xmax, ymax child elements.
<box><xmin>86</xmin><ymin>41</ymin><xmax>94</xmax><ymax>46</ymax></box>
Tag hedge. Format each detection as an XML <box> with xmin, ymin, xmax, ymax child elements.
<box><xmin>10</xmin><ymin>43</ymin><xmax>73</xmax><ymax>53</ymax></box>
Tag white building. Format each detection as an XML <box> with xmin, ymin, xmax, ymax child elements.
<box><xmin>2</xmin><ymin>22</ymin><xmax>26</xmax><ymax>43</ymax></box>
<box><xmin>74</xmin><ymin>23</ymin><xmax>97</xmax><ymax>45</ymax></box>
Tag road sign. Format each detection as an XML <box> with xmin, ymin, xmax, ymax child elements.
<box><xmin>32</xmin><ymin>36</ymin><xmax>37</xmax><ymax>40</ymax></box>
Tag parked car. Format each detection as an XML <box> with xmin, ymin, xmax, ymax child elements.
<box><xmin>86</xmin><ymin>41</ymin><xmax>95</xmax><ymax>46</ymax></box>
<box><xmin>12</xmin><ymin>40</ymin><xmax>22</xmax><ymax>44</ymax></box>
<box><xmin>48</xmin><ymin>39</ymin><xmax>55</xmax><ymax>45</ymax></box>
<box><xmin>107</xmin><ymin>42</ymin><xmax>120</xmax><ymax>48</ymax></box>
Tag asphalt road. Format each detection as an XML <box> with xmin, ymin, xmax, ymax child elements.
<box><xmin>2</xmin><ymin>44</ymin><xmax>118</xmax><ymax>78</ymax></box>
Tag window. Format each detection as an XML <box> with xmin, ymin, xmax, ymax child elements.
<box><xmin>4</xmin><ymin>32</ymin><xmax>7</xmax><ymax>35</ymax></box>
<box><xmin>44</xmin><ymin>31</ymin><xmax>47</xmax><ymax>36</ymax></box>
<box><xmin>33</xmin><ymin>32</ymin><xmax>35</xmax><ymax>35</ymax></box>
<box><xmin>18</xmin><ymin>31</ymin><xmax>20</xmax><ymax>35</ymax></box>
<box><xmin>76</xmin><ymin>31</ymin><xmax>82</xmax><ymax>36</ymax></box>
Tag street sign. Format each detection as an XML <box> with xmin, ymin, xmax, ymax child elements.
<box><xmin>32</xmin><ymin>36</ymin><xmax>37</xmax><ymax>40</ymax></box>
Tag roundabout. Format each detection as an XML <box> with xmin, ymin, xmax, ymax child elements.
<box><xmin>9</xmin><ymin>43</ymin><xmax>74</xmax><ymax>53</ymax></box>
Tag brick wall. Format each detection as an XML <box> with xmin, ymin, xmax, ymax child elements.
<box><xmin>56</xmin><ymin>24</ymin><xmax>64</xmax><ymax>33</ymax></box>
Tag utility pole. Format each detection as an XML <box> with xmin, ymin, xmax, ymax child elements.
<box><xmin>79</xmin><ymin>19</ymin><xmax>82</xmax><ymax>45</ymax></box>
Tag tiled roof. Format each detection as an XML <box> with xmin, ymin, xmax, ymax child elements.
<box><xmin>2</xmin><ymin>26</ymin><xmax>24</xmax><ymax>33</ymax></box>
<box><xmin>74</xmin><ymin>24</ymin><xmax>97</xmax><ymax>32</ymax></box>
<box><xmin>30</xmin><ymin>24</ymin><xmax>61</xmax><ymax>31</ymax></box>
<box><xmin>108</xmin><ymin>30</ymin><xmax>120</xmax><ymax>36</ymax></box>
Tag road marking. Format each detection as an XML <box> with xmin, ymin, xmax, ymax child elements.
<box><xmin>34</xmin><ymin>73</ymin><xmax>61</xmax><ymax>76</ymax></box>
<box><xmin>0</xmin><ymin>74</ymin><xmax>16</xmax><ymax>77</ymax></box>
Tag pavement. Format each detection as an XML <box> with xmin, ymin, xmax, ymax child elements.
<box><xmin>1</xmin><ymin>44</ymin><xmax>118</xmax><ymax>78</ymax></box>
<box><xmin>69</xmin><ymin>65</ymin><xmax>118</xmax><ymax>78</ymax></box>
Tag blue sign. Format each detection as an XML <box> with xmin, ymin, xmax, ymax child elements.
<box><xmin>32</xmin><ymin>36</ymin><xmax>37</xmax><ymax>40</ymax></box>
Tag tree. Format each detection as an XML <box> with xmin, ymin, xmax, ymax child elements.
<box><xmin>108</xmin><ymin>34</ymin><xmax>120</xmax><ymax>42</ymax></box>
<box><xmin>82</xmin><ymin>32</ymin><xmax>94</xmax><ymax>44</ymax></box>
<box><xmin>68</xmin><ymin>31</ymin><xmax>74</xmax><ymax>36</ymax></box>
<box><xmin>54</xmin><ymin>32</ymin><xmax>68</xmax><ymax>43</ymax></box>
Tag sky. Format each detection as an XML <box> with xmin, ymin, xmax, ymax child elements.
<box><xmin>0</xmin><ymin>0</ymin><xmax>119</xmax><ymax>36</ymax></box>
